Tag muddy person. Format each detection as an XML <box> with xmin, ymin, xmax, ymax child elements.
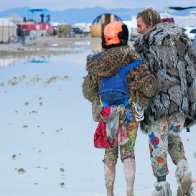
<box><xmin>134</xmin><ymin>7</ymin><xmax>196</xmax><ymax>196</ymax></box>
<box><xmin>82</xmin><ymin>21</ymin><xmax>157</xmax><ymax>196</ymax></box>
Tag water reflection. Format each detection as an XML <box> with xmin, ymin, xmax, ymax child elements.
<box><xmin>29</xmin><ymin>55</ymin><xmax>50</xmax><ymax>63</ymax></box>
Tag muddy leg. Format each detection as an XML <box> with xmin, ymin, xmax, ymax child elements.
<box><xmin>104</xmin><ymin>163</ymin><xmax>116</xmax><ymax>196</ymax></box>
<box><xmin>123</xmin><ymin>158</ymin><xmax>136</xmax><ymax>196</ymax></box>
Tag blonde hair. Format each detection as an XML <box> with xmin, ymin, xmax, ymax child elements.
<box><xmin>137</xmin><ymin>8</ymin><xmax>161</xmax><ymax>26</ymax></box>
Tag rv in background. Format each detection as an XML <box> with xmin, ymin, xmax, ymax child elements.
<box><xmin>0</xmin><ymin>18</ymin><xmax>17</xmax><ymax>43</ymax></box>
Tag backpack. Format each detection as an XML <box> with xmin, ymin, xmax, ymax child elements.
<box><xmin>99</xmin><ymin>60</ymin><xmax>143</xmax><ymax>123</ymax></box>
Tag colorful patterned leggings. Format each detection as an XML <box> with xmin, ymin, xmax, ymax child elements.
<box><xmin>103</xmin><ymin>120</ymin><xmax>139</xmax><ymax>164</ymax></box>
<box><xmin>147</xmin><ymin>116</ymin><xmax>186</xmax><ymax>177</ymax></box>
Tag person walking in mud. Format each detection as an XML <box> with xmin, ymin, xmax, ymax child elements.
<box><xmin>82</xmin><ymin>21</ymin><xmax>157</xmax><ymax>196</ymax></box>
<box><xmin>134</xmin><ymin>7</ymin><xmax>196</xmax><ymax>196</ymax></box>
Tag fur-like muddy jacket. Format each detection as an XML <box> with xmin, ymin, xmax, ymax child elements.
<box><xmin>82</xmin><ymin>45</ymin><xmax>157</xmax><ymax>121</ymax></box>
<box><xmin>134</xmin><ymin>23</ymin><xmax>196</xmax><ymax>128</ymax></box>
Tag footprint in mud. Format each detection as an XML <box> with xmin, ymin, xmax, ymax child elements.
<box><xmin>60</xmin><ymin>168</ymin><xmax>64</xmax><ymax>176</ymax></box>
<box><xmin>44</xmin><ymin>76</ymin><xmax>59</xmax><ymax>85</ymax></box>
<box><xmin>27</xmin><ymin>75</ymin><xmax>41</xmax><ymax>85</ymax></box>
<box><xmin>17</xmin><ymin>168</ymin><xmax>26</xmax><ymax>174</ymax></box>
<box><xmin>7</xmin><ymin>75</ymin><xmax>26</xmax><ymax>86</ymax></box>
<box><xmin>12</xmin><ymin>154</ymin><xmax>16</xmax><ymax>160</ymax></box>
<box><xmin>44</xmin><ymin>75</ymin><xmax>69</xmax><ymax>86</ymax></box>
<box><xmin>8</xmin><ymin>80</ymin><xmax>18</xmax><ymax>86</ymax></box>
<box><xmin>29</xmin><ymin>110</ymin><xmax>38</xmax><ymax>114</ymax></box>
<box><xmin>63</xmin><ymin>75</ymin><xmax>69</xmax><ymax>80</ymax></box>
<box><xmin>23</xmin><ymin>125</ymin><xmax>28</xmax><ymax>128</ymax></box>
<box><xmin>24</xmin><ymin>101</ymin><xmax>29</xmax><ymax>106</ymax></box>
<box><xmin>56</xmin><ymin>128</ymin><xmax>63</xmax><ymax>133</ymax></box>
<box><xmin>59</xmin><ymin>182</ymin><xmax>65</xmax><ymax>188</ymax></box>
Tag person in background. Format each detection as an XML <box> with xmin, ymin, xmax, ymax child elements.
<box><xmin>82</xmin><ymin>21</ymin><xmax>157</xmax><ymax>196</ymax></box>
<box><xmin>134</xmin><ymin>7</ymin><xmax>196</xmax><ymax>196</ymax></box>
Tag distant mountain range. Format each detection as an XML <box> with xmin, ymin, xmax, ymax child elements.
<box><xmin>0</xmin><ymin>6</ymin><xmax>196</xmax><ymax>24</ymax></box>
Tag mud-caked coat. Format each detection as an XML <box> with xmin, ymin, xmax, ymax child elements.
<box><xmin>134</xmin><ymin>23</ymin><xmax>196</xmax><ymax>128</ymax></box>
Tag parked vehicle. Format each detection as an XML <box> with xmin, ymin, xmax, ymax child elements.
<box><xmin>182</xmin><ymin>26</ymin><xmax>196</xmax><ymax>41</ymax></box>
<box><xmin>72</xmin><ymin>27</ymin><xmax>83</xmax><ymax>34</ymax></box>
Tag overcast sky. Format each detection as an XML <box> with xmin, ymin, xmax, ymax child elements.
<box><xmin>0</xmin><ymin>0</ymin><xmax>196</xmax><ymax>11</ymax></box>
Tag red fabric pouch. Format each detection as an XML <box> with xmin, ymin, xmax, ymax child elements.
<box><xmin>94</xmin><ymin>107</ymin><xmax>117</xmax><ymax>148</ymax></box>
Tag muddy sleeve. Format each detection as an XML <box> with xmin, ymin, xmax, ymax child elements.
<box><xmin>127</xmin><ymin>64</ymin><xmax>157</xmax><ymax>98</ymax></box>
<box><xmin>82</xmin><ymin>74</ymin><xmax>99</xmax><ymax>102</ymax></box>
<box><xmin>86</xmin><ymin>54</ymin><xmax>93</xmax><ymax>68</ymax></box>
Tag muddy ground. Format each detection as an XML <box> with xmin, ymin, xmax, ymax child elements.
<box><xmin>0</xmin><ymin>36</ymin><xmax>95</xmax><ymax>58</ymax></box>
<box><xmin>0</xmin><ymin>35</ymin><xmax>196</xmax><ymax>196</ymax></box>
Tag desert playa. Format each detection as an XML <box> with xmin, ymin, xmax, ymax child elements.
<box><xmin>0</xmin><ymin>37</ymin><xmax>196</xmax><ymax>196</ymax></box>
